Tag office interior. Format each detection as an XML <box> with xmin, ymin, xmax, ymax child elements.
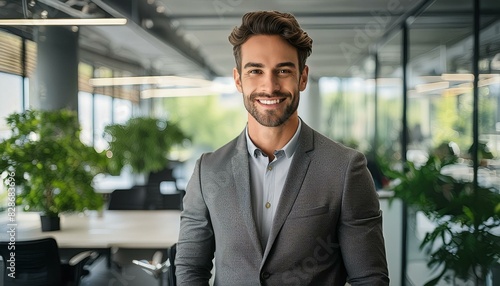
<box><xmin>0</xmin><ymin>0</ymin><xmax>499</xmax><ymax>285</ymax></box>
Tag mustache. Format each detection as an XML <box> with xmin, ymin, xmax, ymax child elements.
<box><xmin>250</xmin><ymin>91</ymin><xmax>291</xmax><ymax>100</ymax></box>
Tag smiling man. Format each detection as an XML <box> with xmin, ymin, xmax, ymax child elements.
<box><xmin>175</xmin><ymin>11</ymin><xmax>389</xmax><ymax>286</ymax></box>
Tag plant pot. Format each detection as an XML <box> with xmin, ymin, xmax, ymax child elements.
<box><xmin>40</xmin><ymin>215</ymin><xmax>60</xmax><ymax>232</ymax></box>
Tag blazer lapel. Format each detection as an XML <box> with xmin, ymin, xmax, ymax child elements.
<box><xmin>231</xmin><ymin>131</ymin><xmax>264</xmax><ymax>256</ymax></box>
<box><xmin>263</xmin><ymin>123</ymin><xmax>314</xmax><ymax>260</ymax></box>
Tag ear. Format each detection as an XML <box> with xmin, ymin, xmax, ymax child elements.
<box><xmin>233</xmin><ymin>67</ymin><xmax>243</xmax><ymax>93</ymax></box>
<box><xmin>299</xmin><ymin>65</ymin><xmax>309</xmax><ymax>91</ymax></box>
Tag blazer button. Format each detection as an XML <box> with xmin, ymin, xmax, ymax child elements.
<box><xmin>261</xmin><ymin>272</ymin><xmax>271</xmax><ymax>279</ymax></box>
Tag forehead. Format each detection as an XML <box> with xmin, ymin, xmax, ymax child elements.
<box><xmin>240</xmin><ymin>35</ymin><xmax>299</xmax><ymax>66</ymax></box>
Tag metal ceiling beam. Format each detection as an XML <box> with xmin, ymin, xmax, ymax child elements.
<box><xmin>101</xmin><ymin>0</ymin><xmax>218</xmax><ymax>78</ymax></box>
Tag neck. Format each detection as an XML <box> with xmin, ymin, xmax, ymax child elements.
<box><xmin>247</xmin><ymin>115</ymin><xmax>299</xmax><ymax>159</ymax></box>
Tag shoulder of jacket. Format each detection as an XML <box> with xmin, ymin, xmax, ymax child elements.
<box><xmin>309</xmin><ymin>129</ymin><xmax>365</xmax><ymax>160</ymax></box>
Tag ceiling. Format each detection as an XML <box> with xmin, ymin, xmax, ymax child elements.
<box><xmin>1</xmin><ymin>0</ymin><xmax>500</xmax><ymax>80</ymax></box>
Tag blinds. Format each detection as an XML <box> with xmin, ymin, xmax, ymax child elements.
<box><xmin>0</xmin><ymin>30</ymin><xmax>139</xmax><ymax>103</ymax></box>
<box><xmin>0</xmin><ymin>30</ymin><xmax>36</xmax><ymax>77</ymax></box>
<box><xmin>25</xmin><ymin>40</ymin><xmax>37</xmax><ymax>77</ymax></box>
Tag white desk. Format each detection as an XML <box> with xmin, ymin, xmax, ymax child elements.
<box><xmin>0</xmin><ymin>210</ymin><xmax>181</xmax><ymax>249</ymax></box>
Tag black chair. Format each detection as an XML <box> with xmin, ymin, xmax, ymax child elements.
<box><xmin>160</xmin><ymin>191</ymin><xmax>185</xmax><ymax>210</ymax></box>
<box><xmin>167</xmin><ymin>243</ymin><xmax>177</xmax><ymax>286</ymax></box>
<box><xmin>107</xmin><ymin>186</ymin><xmax>147</xmax><ymax>210</ymax></box>
<box><xmin>0</xmin><ymin>237</ymin><xmax>96</xmax><ymax>286</ymax></box>
<box><xmin>145</xmin><ymin>167</ymin><xmax>183</xmax><ymax>210</ymax></box>
<box><xmin>148</xmin><ymin>167</ymin><xmax>177</xmax><ymax>188</ymax></box>
<box><xmin>145</xmin><ymin>186</ymin><xmax>166</xmax><ymax>210</ymax></box>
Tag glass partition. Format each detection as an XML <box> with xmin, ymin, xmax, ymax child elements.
<box><xmin>408</xmin><ymin>3</ymin><xmax>474</xmax><ymax>162</ymax></box>
<box><xmin>320</xmin><ymin>76</ymin><xmax>374</xmax><ymax>152</ymax></box>
<box><xmin>376</xmin><ymin>32</ymin><xmax>403</xmax><ymax>165</ymax></box>
<box><xmin>93</xmin><ymin>94</ymin><xmax>112</xmax><ymax>152</ymax></box>
<box><xmin>478</xmin><ymin>16</ymin><xmax>500</xmax><ymax>191</ymax></box>
<box><xmin>78</xmin><ymin>91</ymin><xmax>93</xmax><ymax>146</ymax></box>
<box><xmin>406</xmin><ymin>0</ymin><xmax>475</xmax><ymax>284</ymax></box>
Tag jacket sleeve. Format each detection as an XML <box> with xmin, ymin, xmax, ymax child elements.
<box><xmin>175</xmin><ymin>155</ymin><xmax>215</xmax><ymax>286</ymax></box>
<box><xmin>340</xmin><ymin>152</ymin><xmax>390</xmax><ymax>286</ymax></box>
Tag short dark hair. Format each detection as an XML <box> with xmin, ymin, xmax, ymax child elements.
<box><xmin>228</xmin><ymin>11</ymin><xmax>313</xmax><ymax>73</ymax></box>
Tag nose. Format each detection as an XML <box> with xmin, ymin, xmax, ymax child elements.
<box><xmin>260</xmin><ymin>73</ymin><xmax>280</xmax><ymax>94</ymax></box>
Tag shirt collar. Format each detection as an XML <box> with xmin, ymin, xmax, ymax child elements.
<box><xmin>246</xmin><ymin>119</ymin><xmax>302</xmax><ymax>159</ymax></box>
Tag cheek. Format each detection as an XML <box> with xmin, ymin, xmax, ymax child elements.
<box><xmin>240</xmin><ymin>79</ymin><xmax>257</xmax><ymax>93</ymax></box>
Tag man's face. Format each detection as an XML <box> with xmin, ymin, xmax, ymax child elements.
<box><xmin>233</xmin><ymin>35</ymin><xmax>308</xmax><ymax>127</ymax></box>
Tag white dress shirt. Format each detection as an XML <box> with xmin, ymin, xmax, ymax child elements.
<box><xmin>246</xmin><ymin>120</ymin><xmax>301</xmax><ymax>248</ymax></box>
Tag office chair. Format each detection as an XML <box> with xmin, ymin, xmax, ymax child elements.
<box><xmin>0</xmin><ymin>237</ymin><xmax>97</xmax><ymax>286</ymax></box>
<box><xmin>107</xmin><ymin>186</ymin><xmax>147</xmax><ymax>210</ymax></box>
<box><xmin>145</xmin><ymin>167</ymin><xmax>182</xmax><ymax>210</ymax></box>
<box><xmin>160</xmin><ymin>190</ymin><xmax>185</xmax><ymax>210</ymax></box>
<box><xmin>132</xmin><ymin>243</ymin><xmax>177</xmax><ymax>286</ymax></box>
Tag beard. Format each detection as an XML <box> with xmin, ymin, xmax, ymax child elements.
<box><xmin>243</xmin><ymin>90</ymin><xmax>299</xmax><ymax>127</ymax></box>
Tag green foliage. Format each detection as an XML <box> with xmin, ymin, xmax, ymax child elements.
<box><xmin>162</xmin><ymin>96</ymin><xmax>246</xmax><ymax>151</ymax></box>
<box><xmin>468</xmin><ymin>141</ymin><xmax>494</xmax><ymax>161</ymax></box>
<box><xmin>0</xmin><ymin>109</ymin><xmax>108</xmax><ymax>217</ymax></box>
<box><xmin>384</xmin><ymin>151</ymin><xmax>500</xmax><ymax>285</ymax></box>
<box><xmin>104</xmin><ymin>116</ymin><xmax>190</xmax><ymax>175</ymax></box>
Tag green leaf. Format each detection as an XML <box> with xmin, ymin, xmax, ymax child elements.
<box><xmin>0</xmin><ymin>109</ymin><xmax>108</xmax><ymax>215</ymax></box>
<box><xmin>103</xmin><ymin>116</ymin><xmax>190</xmax><ymax>174</ymax></box>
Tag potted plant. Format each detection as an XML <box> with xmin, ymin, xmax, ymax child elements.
<box><xmin>467</xmin><ymin>141</ymin><xmax>494</xmax><ymax>166</ymax></box>
<box><xmin>103</xmin><ymin>116</ymin><xmax>189</xmax><ymax>184</ymax></box>
<box><xmin>383</xmin><ymin>144</ymin><xmax>500</xmax><ymax>286</ymax></box>
<box><xmin>0</xmin><ymin>109</ymin><xmax>108</xmax><ymax>231</ymax></box>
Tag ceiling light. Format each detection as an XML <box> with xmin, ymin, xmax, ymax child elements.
<box><xmin>478</xmin><ymin>74</ymin><xmax>500</xmax><ymax>87</ymax></box>
<box><xmin>156</xmin><ymin>6</ymin><xmax>166</xmax><ymax>13</ymax></box>
<box><xmin>89</xmin><ymin>76</ymin><xmax>212</xmax><ymax>87</ymax></box>
<box><xmin>442</xmin><ymin>83</ymin><xmax>472</xmax><ymax>97</ymax></box>
<box><xmin>415</xmin><ymin>81</ymin><xmax>449</xmax><ymax>93</ymax></box>
<box><xmin>492</xmin><ymin>53</ymin><xmax>500</xmax><ymax>70</ymax></box>
<box><xmin>441</xmin><ymin>73</ymin><xmax>474</xmax><ymax>82</ymax></box>
<box><xmin>141</xmin><ymin>87</ymin><xmax>217</xmax><ymax>98</ymax></box>
<box><xmin>0</xmin><ymin>18</ymin><xmax>127</xmax><ymax>26</ymax></box>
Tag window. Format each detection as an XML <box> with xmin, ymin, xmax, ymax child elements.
<box><xmin>0</xmin><ymin>72</ymin><xmax>23</xmax><ymax>139</ymax></box>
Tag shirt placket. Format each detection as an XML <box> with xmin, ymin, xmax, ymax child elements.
<box><xmin>262</xmin><ymin>151</ymin><xmax>284</xmax><ymax>243</ymax></box>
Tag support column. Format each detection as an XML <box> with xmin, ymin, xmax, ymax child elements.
<box><xmin>32</xmin><ymin>26</ymin><xmax>79</xmax><ymax>111</ymax></box>
<box><xmin>299</xmin><ymin>77</ymin><xmax>321</xmax><ymax>131</ymax></box>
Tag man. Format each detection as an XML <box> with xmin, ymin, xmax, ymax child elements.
<box><xmin>175</xmin><ymin>10</ymin><xmax>389</xmax><ymax>286</ymax></box>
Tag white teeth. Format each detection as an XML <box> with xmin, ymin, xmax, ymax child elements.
<box><xmin>260</xmin><ymin>99</ymin><xmax>280</xmax><ymax>105</ymax></box>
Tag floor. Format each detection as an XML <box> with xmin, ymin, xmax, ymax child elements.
<box><xmin>80</xmin><ymin>249</ymin><xmax>169</xmax><ymax>286</ymax></box>
<box><xmin>1</xmin><ymin>249</ymin><xmax>494</xmax><ymax>286</ymax></box>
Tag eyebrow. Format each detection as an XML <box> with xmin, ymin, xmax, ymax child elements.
<box><xmin>243</xmin><ymin>62</ymin><xmax>263</xmax><ymax>69</ymax></box>
<box><xmin>243</xmin><ymin>62</ymin><xmax>297</xmax><ymax>69</ymax></box>
<box><xmin>276</xmin><ymin>62</ymin><xmax>296</xmax><ymax>69</ymax></box>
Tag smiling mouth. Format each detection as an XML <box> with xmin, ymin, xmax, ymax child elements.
<box><xmin>258</xmin><ymin>98</ymin><xmax>285</xmax><ymax>105</ymax></box>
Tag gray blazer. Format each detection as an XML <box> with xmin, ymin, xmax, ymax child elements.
<box><xmin>175</xmin><ymin>122</ymin><xmax>389</xmax><ymax>286</ymax></box>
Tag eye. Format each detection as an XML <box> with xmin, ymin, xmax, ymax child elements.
<box><xmin>277</xmin><ymin>69</ymin><xmax>292</xmax><ymax>75</ymax></box>
<box><xmin>248</xmin><ymin>69</ymin><xmax>263</xmax><ymax>75</ymax></box>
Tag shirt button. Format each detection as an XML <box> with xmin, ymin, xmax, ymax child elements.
<box><xmin>261</xmin><ymin>271</ymin><xmax>271</xmax><ymax>279</ymax></box>
<box><xmin>267</xmin><ymin>166</ymin><xmax>272</xmax><ymax>171</ymax></box>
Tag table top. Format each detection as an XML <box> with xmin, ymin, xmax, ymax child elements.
<box><xmin>0</xmin><ymin>209</ymin><xmax>181</xmax><ymax>249</ymax></box>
